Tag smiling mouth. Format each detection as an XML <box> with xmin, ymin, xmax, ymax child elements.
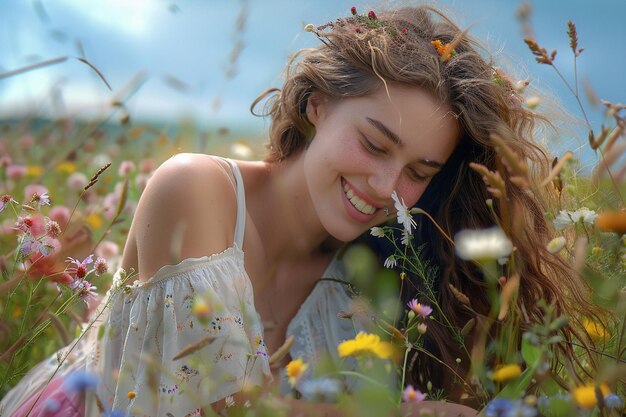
<box><xmin>343</xmin><ymin>181</ymin><xmax>377</xmax><ymax>215</ymax></box>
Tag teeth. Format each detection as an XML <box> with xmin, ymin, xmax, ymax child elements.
<box><xmin>343</xmin><ymin>182</ymin><xmax>376</xmax><ymax>215</ymax></box>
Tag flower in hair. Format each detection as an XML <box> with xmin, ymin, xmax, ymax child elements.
<box><xmin>431</xmin><ymin>39</ymin><xmax>457</xmax><ymax>62</ymax></box>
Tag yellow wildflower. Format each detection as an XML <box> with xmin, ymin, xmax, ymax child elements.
<box><xmin>582</xmin><ymin>319</ymin><xmax>609</xmax><ymax>341</ymax></box>
<box><xmin>572</xmin><ymin>382</ymin><xmax>611</xmax><ymax>409</ymax></box>
<box><xmin>285</xmin><ymin>357</ymin><xmax>308</xmax><ymax>387</ymax></box>
<box><xmin>85</xmin><ymin>212</ymin><xmax>103</xmax><ymax>230</ymax></box>
<box><xmin>491</xmin><ymin>364</ymin><xmax>522</xmax><ymax>383</ymax></box>
<box><xmin>55</xmin><ymin>162</ymin><xmax>77</xmax><ymax>174</ymax></box>
<box><xmin>192</xmin><ymin>296</ymin><xmax>212</xmax><ymax>319</ymax></box>
<box><xmin>26</xmin><ymin>165</ymin><xmax>43</xmax><ymax>177</ymax></box>
<box><xmin>127</xmin><ymin>390</ymin><xmax>136</xmax><ymax>399</ymax></box>
<box><xmin>337</xmin><ymin>332</ymin><xmax>394</xmax><ymax>360</ymax></box>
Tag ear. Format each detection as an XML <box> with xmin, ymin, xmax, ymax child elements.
<box><xmin>305</xmin><ymin>91</ymin><xmax>329</xmax><ymax>127</ymax></box>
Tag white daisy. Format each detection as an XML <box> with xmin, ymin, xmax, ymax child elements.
<box><xmin>384</xmin><ymin>255</ymin><xmax>397</xmax><ymax>269</ymax></box>
<box><xmin>370</xmin><ymin>227</ymin><xmax>385</xmax><ymax>238</ymax></box>
<box><xmin>392</xmin><ymin>191</ymin><xmax>416</xmax><ymax>234</ymax></box>
<box><xmin>553</xmin><ymin>208</ymin><xmax>597</xmax><ymax>230</ymax></box>
<box><xmin>455</xmin><ymin>227</ymin><xmax>513</xmax><ymax>261</ymax></box>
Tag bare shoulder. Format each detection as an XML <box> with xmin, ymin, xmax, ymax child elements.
<box><xmin>124</xmin><ymin>153</ymin><xmax>239</xmax><ymax>281</ymax></box>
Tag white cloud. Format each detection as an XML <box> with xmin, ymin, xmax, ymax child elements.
<box><xmin>57</xmin><ymin>0</ymin><xmax>163</xmax><ymax>37</ymax></box>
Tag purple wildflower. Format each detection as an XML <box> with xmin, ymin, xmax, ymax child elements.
<box><xmin>407</xmin><ymin>299</ymin><xmax>433</xmax><ymax>318</ymax></box>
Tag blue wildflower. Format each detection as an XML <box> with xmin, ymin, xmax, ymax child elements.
<box><xmin>43</xmin><ymin>398</ymin><xmax>60</xmax><ymax>413</ymax></box>
<box><xmin>64</xmin><ymin>371</ymin><xmax>99</xmax><ymax>392</ymax></box>
<box><xmin>105</xmin><ymin>411</ymin><xmax>126</xmax><ymax>417</ymax></box>
<box><xmin>298</xmin><ymin>377</ymin><xmax>342</xmax><ymax>402</ymax></box>
<box><xmin>604</xmin><ymin>394</ymin><xmax>623</xmax><ymax>410</ymax></box>
<box><xmin>484</xmin><ymin>398</ymin><xmax>516</xmax><ymax>417</ymax></box>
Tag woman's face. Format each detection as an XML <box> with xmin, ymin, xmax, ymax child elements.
<box><xmin>304</xmin><ymin>83</ymin><xmax>460</xmax><ymax>242</ymax></box>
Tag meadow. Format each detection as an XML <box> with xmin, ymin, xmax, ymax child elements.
<box><xmin>1</xmin><ymin>6</ymin><xmax>625</xmax><ymax>417</ymax></box>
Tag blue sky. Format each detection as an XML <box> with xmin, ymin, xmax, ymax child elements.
<box><xmin>1</xmin><ymin>0</ymin><xmax>625</xmax><ymax>166</ymax></box>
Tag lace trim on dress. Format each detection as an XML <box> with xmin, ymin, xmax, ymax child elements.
<box><xmin>128</xmin><ymin>244</ymin><xmax>243</xmax><ymax>290</ymax></box>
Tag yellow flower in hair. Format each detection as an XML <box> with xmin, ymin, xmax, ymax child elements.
<box><xmin>431</xmin><ymin>40</ymin><xmax>446</xmax><ymax>54</ymax></box>
<box><xmin>285</xmin><ymin>357</ymin><xmax>308</xmax><ymax>387</ymax></box>
<box><xmin>491</xmin><ymin>364</ymin><xmax>522</xmax><ymax>383</ymax></box>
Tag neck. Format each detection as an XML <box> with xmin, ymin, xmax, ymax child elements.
<box><xmin>249</xmin><ymin>152</ymin><xmax>335</xmax><ymax>264</ymax></box>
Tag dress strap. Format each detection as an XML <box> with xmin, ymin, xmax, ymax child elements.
<box><xmin>224</xmin><ymin>158</ymin><xmax>246</xmax><ymax>248</ymax></box>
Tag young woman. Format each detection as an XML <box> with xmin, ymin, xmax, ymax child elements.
<box><xmin>1</xmin><ymin>4</ymin><xmax>595</xmax><ymax>417</ymax></box>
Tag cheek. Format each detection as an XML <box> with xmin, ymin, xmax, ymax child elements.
<box><xmin>396</xmin><ymin>180</ymin><xmax>428</xmax><ymax>208</ymax></box>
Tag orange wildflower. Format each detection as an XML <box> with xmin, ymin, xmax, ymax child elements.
<box><xmin>596</xmin><ymin>211</ymin><xmax>626</xmax><ymax>234</ymax></box>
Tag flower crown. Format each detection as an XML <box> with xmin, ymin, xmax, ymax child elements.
<box><xmin>305</xmin><ymin>7</ymin><xmax>457</xmax><ymax>62</ymax></box>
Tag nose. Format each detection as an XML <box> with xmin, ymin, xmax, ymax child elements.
<box><xmin>367</xmin><ymin>163</ymin><xmax>403</xmax><ymax>201</ymax></box>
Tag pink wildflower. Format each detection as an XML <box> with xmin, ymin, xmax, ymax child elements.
<box><xmin>66</xmin><ymin>255</ymin><xmax>94</xmax><ymax>280</ymax></box>
<box><xmin>94</xmin><ymin>257</ymin><xmax>108</xmax><ymax>276</ymax></box>
<box><xmin>367</xmin><ymin>10</ymin><xmax>377</xmax><ymax>19</ymax></box>
<box><xmin>350</xmin><ymin>6</ymin><xmax>357</xmax><ymax>15</ymax></box>
<box><xmin>407</xmin><ymin>299</ymin><xmax>433</xmax><ymax>319</ymax></box>
<box><xmin>0</xmin><ymin>194</ymin><xmax>17</xmax><ymax>213</ymax></box>
<box><xmin>7</xmin><ymin>165</ymin><xmax>27</xmax><ymax>180</ymax></box>
<box><xmin>95</xmin><ymin>240</ymin><xmax>119</xmax><ymax>259</ymax></box>
<box><xmin>31</xmin><ymin>191</ymin><xmax>51</xmax><ymax>208</ymax></box>
<box><xmin>49</xmin><ymin>205</ymin><xmax>72</xmax><ymax>227</ymax></box>
<box><xmin>24</xmin><ymin>184</ymin><xmax>48</xmax><ymax>203</ymax></box>
<box><xmin>0</xmin><ymin>155</ymin><xmax>12</xmax><ymax>168</ymax></box>
<box><xmin>139</xmin><ymin>158</ymin><xmax>156</xmax><ymax>173</ymax></box>
<box><xmin>45</xmin><ymin>219</ymin><xmax>62</xmax><ymax>238</ymax></box>
<box><xmin>118</xmin><ymin>160</ymin><xmax>135</xmax><ymax>177</ymax></box>
<box><xmin>69</xmin><ymin>279</ymin><xmax>98</xmax><ymax>306</ymax></box>
<box><xmin>402</xmin><ymin>385</ymin><xmax>426</xmax><ymax>402</ymax></box>
<box><xmin>66</xmin><ymin>172</ymin><xmax>88</xmax><ymax>192</ymax></box>
<box><xmin>15</xmin><ymin>216</ymin><xmax>35</xmax><ymax>233</ymax></box>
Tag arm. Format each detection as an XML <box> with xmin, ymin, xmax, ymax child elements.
<box><xmin>120</xmin><ymin>153</ymin><xmax>238</xmax><ymax>281</ymax></box>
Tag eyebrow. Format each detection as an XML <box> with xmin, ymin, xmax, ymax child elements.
<box><xmin>365</xmin><ymin>117</ymin><xmax>444</xmax><ymax>169</ymax></box>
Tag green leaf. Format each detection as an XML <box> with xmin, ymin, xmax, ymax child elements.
<box><xmin>521</xmin><ymin>337</ymin><xmax>541</xmax><ymax>367</ymax></box>
<box><xmin>496</xmin><ymin>366</ymin><xmax>535</xmax><ymax>399</ymax></box>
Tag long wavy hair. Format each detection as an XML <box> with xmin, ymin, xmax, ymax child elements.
<box><xmin>253</xmin><ymin>5</ymin><xmax>599</xmax><ymax>404</ymax></box>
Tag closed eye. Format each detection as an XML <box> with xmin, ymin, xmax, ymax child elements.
<box><xmin>361</xmin><ymin>135</ymin><xmax>385</xmax><ymax>154</ymax></box>
<box><xmin>407</xmin><ymin>167</ymin><xmax>428</xmax><ymax>182</ymax></box>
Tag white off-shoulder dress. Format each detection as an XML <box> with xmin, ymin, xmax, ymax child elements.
<box><xmin>0</xmin><ymin>159</ymin><xmax>364</xmax><ymax>417</ymax></box>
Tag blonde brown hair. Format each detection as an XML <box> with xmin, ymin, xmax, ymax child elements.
<box><xmin>253</xmin><ymin>5</ymin><xmax>598</xmax><ymax>405</ymax></box>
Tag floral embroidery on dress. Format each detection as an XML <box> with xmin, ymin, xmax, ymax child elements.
<box><xmin>159</xmin><ymin>382</ymin><xmax>179</xmax><ymax>394</ymax></box>
<box><xmin>176</xmin><ymin>365</ymin><xmax>199</xmax><ymax>382</ymax></box>
<box><xmin>255</xmin><ymin>335</ymin><xmax>269</xmax><ymax>357</ymax></box>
